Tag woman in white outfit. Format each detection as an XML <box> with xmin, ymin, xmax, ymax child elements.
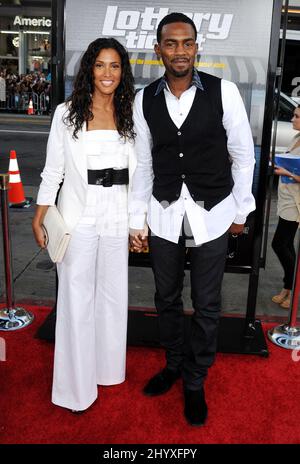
<box><xmin>32</xmin><ymin>38</ymin><xmax>136</xmax><ymax>413</ymax></box>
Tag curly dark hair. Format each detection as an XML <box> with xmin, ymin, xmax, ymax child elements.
<box><xmin>64</xmin><ymin>37</ymin><xmax>135</xmax><ymax>140</ymax></box>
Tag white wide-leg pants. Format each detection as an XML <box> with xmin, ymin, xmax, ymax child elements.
<box><xmin>52</xmin><ymin>224</ymin><xmax>129</xmax><ymax>411</ymax></box>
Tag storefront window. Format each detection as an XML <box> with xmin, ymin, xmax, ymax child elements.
<box><xmin>0</xmin><ymin>9</ymin><xmax>52</xmax><ymax>114</ymax></box>
<box><xmin>0</xmin><ymin>14</ymin><xmax>51</xmax><ymax>76</ymax></box>
<box><xmin>26</xmin><ymin>32</ymin><xmax>51</xmax><ymax>74</ymax></box>
<box><xmin>0</xmin><ymin>30</ymin><xmax>19</xmax><ymax>74</ymax></box>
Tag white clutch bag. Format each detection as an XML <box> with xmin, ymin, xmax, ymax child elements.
<box><xmin>42</xmin><ymin>206</ymin><xmax>71</xmax><ymax>263</ymax></box>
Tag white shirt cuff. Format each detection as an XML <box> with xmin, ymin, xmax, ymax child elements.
<box><xmin>234</xmin><ymin>215</ymin><xmax>247</xmax><ymax>224</ymax></box>
<box><xmin>129</xmin><ymin>214</ymin><xmax>147</xmax><ymax>230</ymax></box>
<box><xmin>36</xmin><ymin>190</ymin><xmax>57</xmax><ymax>206</ymax></box>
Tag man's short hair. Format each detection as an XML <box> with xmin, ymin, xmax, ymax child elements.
<box><xmin>157</xmin><ymin>12</ymin><xmax>197</xmax><ymax>43</ymax></box>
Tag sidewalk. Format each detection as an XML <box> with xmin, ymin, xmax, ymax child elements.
<box><xmin>0</xmin><ymin>184</ymin><xmax>298</xmax><ymax>320</ymax></box>
<box><xmin>0</xmin><ymin>113</ymin><xmax>50</xmax><ymax>122</ymax></box>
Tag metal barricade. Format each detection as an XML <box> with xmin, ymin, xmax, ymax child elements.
<box><xmin>0</xmin><ymin>173</ymin><xmax>34</xmax><ymax>331</ymax></box>
<box><xmin>0</xmin><ymin>91</ymin><xmax>50</xmax><ymax>114</ymax></box>
<box><xmin>39</xmin><ymin>92</ymin><xmax>50</xmax><ymax>114</ymax></box>
<box><xmin>1</xmin><ymin>91</ymin><xmax>29</xmax><ymax>112</ymax></box>
<box><xmin>4</xmin><ymin>93</ymin><xmax>14</xmax><ymax>111</ymax></box>
<box><xmin>32</xmin><ymin>92</ymin><xmax>40</xmax><ymax>114</ymax></box>
<box><xmin>268</xmin><ymin>230</ymin><xmax>300</xmax><ymax>349</ymax></box>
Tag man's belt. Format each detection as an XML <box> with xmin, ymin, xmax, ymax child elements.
<box><xmin>87</xmin><ymin>168</ymin><xmax>129</xmax><ymax>187</ymax></box>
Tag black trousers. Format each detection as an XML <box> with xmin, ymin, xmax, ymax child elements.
<box><xmin>149</xmin><ymin>226</ymin><xmax>229</xmax><ymax>390</ymax></box>
<box><xmin>271</xmin><ymin>216</ymin><xmax>298</xmax><ymax>290</ymax></box>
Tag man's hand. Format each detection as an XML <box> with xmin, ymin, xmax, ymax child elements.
<box><xmin>129</xmin><ymin>226</ymin><xmax>148</xmax><ymax>252</ymax></box>
<box><xmin>228</xmin><ymin>223</ymin><xmax>244</xmax><ymax>236</ymax></box>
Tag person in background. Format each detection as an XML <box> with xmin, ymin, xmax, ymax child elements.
<box><xmin>272</xmin><ymin>105</ymin><xmax>300</xmax><ymax>309</ymax></box>
<box><xmin>32</xmin><ymin>38</ymin><xmax>136</xmax><ymax>413</ymax></box>
<box><xmin>0</xmin><ymin>72</ymin><xmax>6</xmax><ymax>108</ymax></box>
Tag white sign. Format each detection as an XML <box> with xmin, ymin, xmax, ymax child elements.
<box><xmin>102</xmin><ymin>6</ymin><xmax>233</xmax><ymax>50</ymax></box>
<box><xmin>13</xmin><ymin>16</ymin><xmax>52</xmax><ymax>28</ymax></box>
<box><xmin>12</xmin><ymin>36</ymin><xmax>19</xmax><ymax>48</ymax></box>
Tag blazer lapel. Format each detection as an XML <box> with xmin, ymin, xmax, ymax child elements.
<box><xmin>128</xmin><ymin>140</ymin><xmax>137</xmax><ymax>193</ymax></box>
<box><xmin>69</xmin><ymin>121</ymin><xmax>88</xmax><ymax>183</ymax></box>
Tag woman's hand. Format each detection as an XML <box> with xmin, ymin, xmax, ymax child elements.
<box><xmin>32</xmin><ymin>221</ymin><xmax>47</xmax><ymax>248</ymax></box>
<box><xmin>274</xmin><ymin>165</ymin><xmax>300</xmax><ymax>182</ymax></box>
<box><xmin>32</xmin><ymin>205</ymin><xmax>49</xmax><ymax>248</ymax></box>
<box><xmin>274</xmin><ymin>165</ymin><xmax>292</xmax><ymax>177</ymax></box>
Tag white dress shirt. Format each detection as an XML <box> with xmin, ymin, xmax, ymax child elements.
<box><xmin>129</xmin><ymin>76</ymin><xmax>256</xmax><ymax>245</ymax></box>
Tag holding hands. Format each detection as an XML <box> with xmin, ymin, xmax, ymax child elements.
<box><xmin>129</xmin><ymin>226</ymin><xmax>148</xmax><ymax>252</ymax></box>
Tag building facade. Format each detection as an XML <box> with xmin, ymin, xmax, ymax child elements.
<box><xmin>0</xmin><ymin>1</ymin><xmax>51</xmax><ymax>76</ymax></box>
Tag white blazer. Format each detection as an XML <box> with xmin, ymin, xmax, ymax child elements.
<box><xmin>37</xmin><ymin>103</ymin><xmax>137</xmax><ymax>231</ymax></box>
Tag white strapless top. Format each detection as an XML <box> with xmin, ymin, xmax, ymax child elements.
<box><xmin>78</xmin><ymin>130</ymin><xmax>129</xmax><ymax>236</ymax></box>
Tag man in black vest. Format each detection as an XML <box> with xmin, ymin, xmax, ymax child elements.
<box><xmin>129</xmin><ymin>12</ymin><xmax>255</xmax><ymax>426</ymax></box>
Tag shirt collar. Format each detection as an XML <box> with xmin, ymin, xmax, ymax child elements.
<box><xmin>154</xmin><ymin>68</ymin><xmax>204</xmax><ymax>96</ymax></box>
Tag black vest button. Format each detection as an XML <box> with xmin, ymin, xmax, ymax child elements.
<box><xmin>181</xmin><ymin>174</ymin><xmax>186</xmax><ymax>179</ymax></box>
<box><xmin>179</xmin><ymin>153</ymin><xmax>184</xmax><ymax>158</ymax></box>
<box><xmin>177</xmin><ymin>131</ymin><xmax>182</xmax><ymax>136</ymax></box>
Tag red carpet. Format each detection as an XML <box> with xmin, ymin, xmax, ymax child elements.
<box><xmin>0</xmin><ymin>305</ymin><xmax>299</xmax><ymax>444</ymax></box>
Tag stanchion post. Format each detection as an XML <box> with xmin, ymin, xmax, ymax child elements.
<box><xmin>0</xmin><ymin>173</ymin><xmax>14</xmax><ymax>311</ymax></box>
<box><xmin>0</xmin><ymin>173</ymin><xmax>34</xmax><ymax>331</ymax></box>
<box><xmin>268</xmin><ymin>230</ymin><xmax>300</xmax><ymax>349</ymax></box>
<box><xmin>288</xmin><ymin>231</ymin><xmax>300</xmax><ymax>328</ymax></box>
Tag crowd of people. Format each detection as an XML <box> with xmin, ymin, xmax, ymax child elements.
<box><xmin>0</xmin><ymin>69</ymin><xmax>51</xmax><ymax>114</ymax></box>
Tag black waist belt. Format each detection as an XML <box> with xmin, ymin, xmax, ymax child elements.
<box><xmin>87</xmin><ymin>168</ymin><xmax>129</xmax><ymax>187</ymax></box>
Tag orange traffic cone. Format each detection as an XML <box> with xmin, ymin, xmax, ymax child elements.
<box><xmin>8</xmin><ymin>150</ymin><xmax>27</xmax><ymax>207</ymax></box>
<box><xmin>28</xmin><ymin>98</ymin><xmax>34</xmax><ymax>115</ymax></box>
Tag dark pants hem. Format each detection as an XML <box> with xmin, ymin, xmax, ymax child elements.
<box><xmin>149</xmin><ymin>228</ymin><xmax>229</xmax><ymax>389</ymax></box>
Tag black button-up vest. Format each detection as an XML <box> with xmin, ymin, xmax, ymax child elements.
<box><xmin>142</xmin><ymin>71</ymin><xmax>233</xmax><ymax>210</ymax></box>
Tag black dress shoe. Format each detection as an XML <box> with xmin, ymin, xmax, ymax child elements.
<box><xmin>143</xmin><ymin>368</ymin><xmax>181</xmax><ymax>396</ymax></box>
<box><xmin>184</xmin><ymin>387</ymin><xmax>208</xmax><ymax>426</ymax></box>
